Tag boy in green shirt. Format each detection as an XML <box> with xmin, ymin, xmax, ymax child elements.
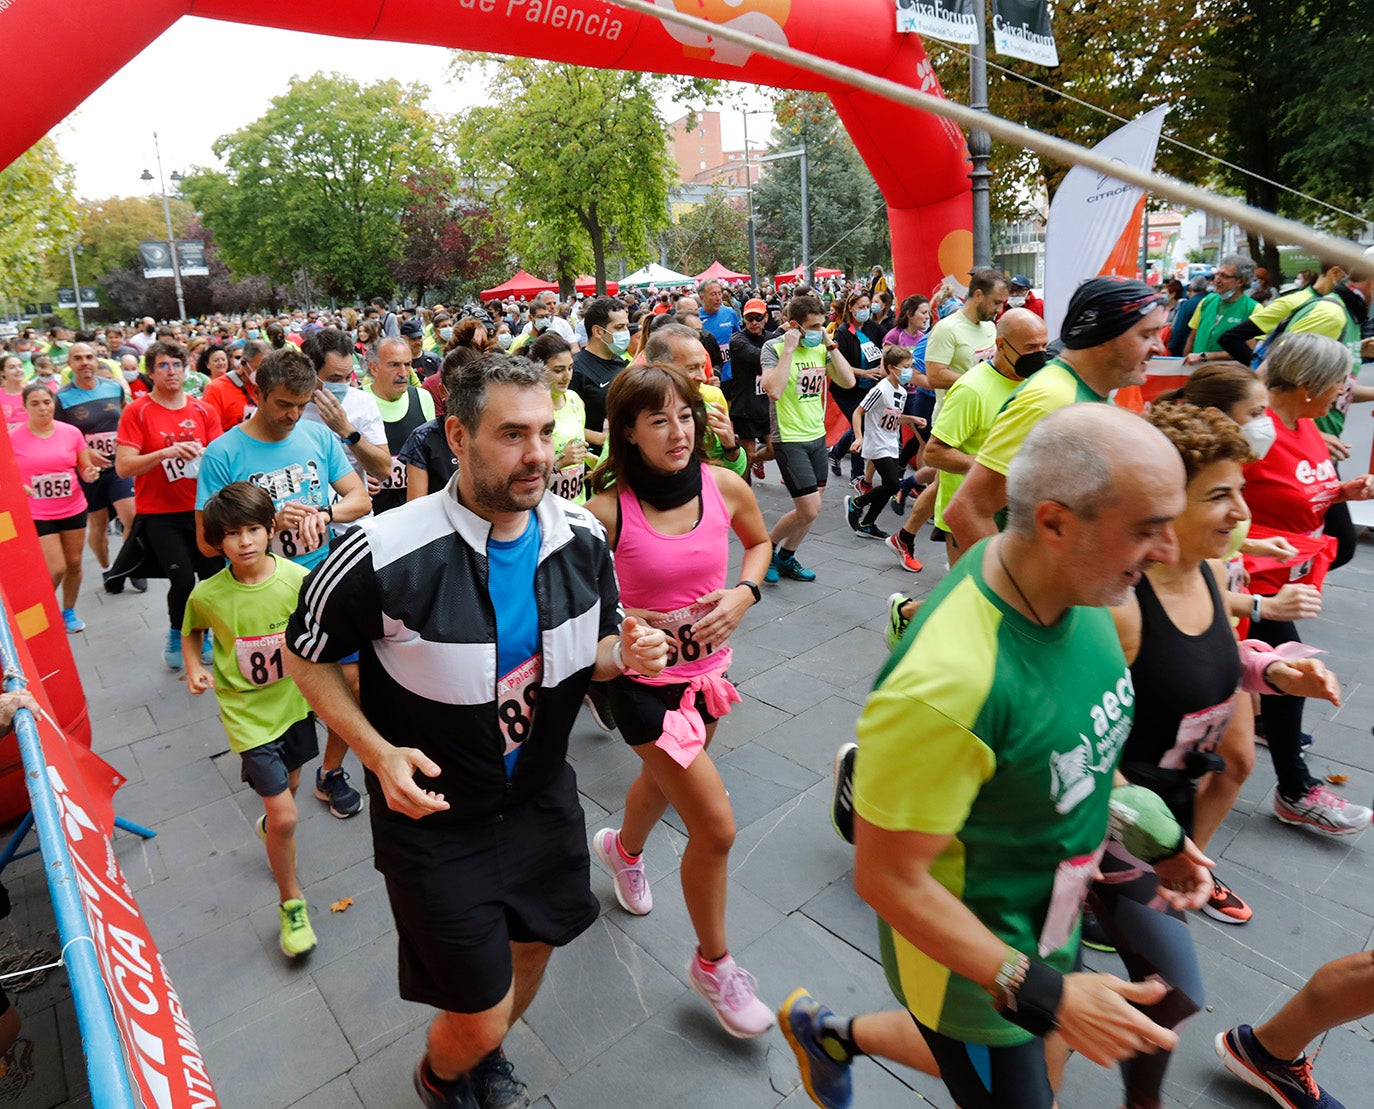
<box><xmin>182</xmin><ymin>481</ymin><xmax>319</xmax><ymax>959</ymax></box>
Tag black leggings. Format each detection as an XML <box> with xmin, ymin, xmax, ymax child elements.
<box><xmin>915</xmin><ymin>1015</ymin><xmax>1054</xmax><ymax>1109</ymax></box>
<box><xmin>1248</xmin><ymin>613</ymin><xmax>1315</xmax><ymax>800</ymax></box>
<box><xmin>1090</xmin><ymin>851</ymin><xmax>1204</xmax><ymax>1108</ymax></box>
<box><xmin>853</xmin><ymin>456</ymin><xmax>902</xmax><ymax>525</ymax></box>
<box><xmin>1324</xmin><ymin>501</ymin><xmax>1357</xmax><ymax>571</ymax></box>
<box><xmin>141</xmin><ymin>511</ymin><xmax>223</xmax><ymax>629</ymax></box>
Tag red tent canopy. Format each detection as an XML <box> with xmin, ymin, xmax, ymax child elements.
<box><xmin>480</xmin><ymin>269</ymin><xmax>557</xmax><ymax>301</ymax></box>
<box><xmin>773</xmin><ymin>265</ymin><xmax>845</xmax><ymax>289</ymax></box>
<box><xmin>575</xmin><ymin>275</ymin><xmax>620</xmax><ymax>297</ymax></box>
<box><xmin>695</xmin><ymin>261</ymin><xmax>750</xmax><ymax>283</ymax></box>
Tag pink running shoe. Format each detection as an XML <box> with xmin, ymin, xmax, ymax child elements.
<box><xmin>688</xmin><ymin>954</ymin><xmax>776</xmax><ymax>1039</ymax></box>
<box><xmin>592</xmin><ymin>828</ymin><xmax>652</xmax><ymax>915</ymax></box>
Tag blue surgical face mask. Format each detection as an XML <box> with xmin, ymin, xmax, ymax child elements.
<box><xmin>801</xmin><ymin>330</ymin><xmax>825</xmax><ymax>348</ymax></box>
<box><xmin>855</xmin><ymin>308</ymin><xmax>871</xmax><ymax>323</ymax></box>
<box><xmin>246</xmin><ymin>328</ymin><xmax>260</xmax><ymax>340</ymax></box>
<box><xmin>608</xmin><ymin>329</ymin><xmax>632</xmax><ymax>355</ymax></box>
<box><xmin>898</xmin><ymin>366</ymin><xmax>913</xmax><ymax>385</ymax></box>
<box><xmin>497</xmin><ymin>333</ymin><xmax>513</xmax><ymax>350</ymax></box>
<box><xmin>438</xmin><ymin>327</ymin><xmax>453</xmax><ymax>342</ymax></box>
<box><xmin>323</xmin><ymin>381</ymin><xmax>351</xmax><ymax>400</ymax></box>
<box><xmin>533</xmin><ymin>317</ymin><xmax>550</xmax><ymax>332</ymax></box>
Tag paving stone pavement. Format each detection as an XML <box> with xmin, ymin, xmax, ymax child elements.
<box><xmin>6</xmin><ymin>474</ymin><xmax>1374</xmax><ymax>1108</ymax></box>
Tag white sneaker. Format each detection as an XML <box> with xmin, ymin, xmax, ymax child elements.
<box><xmin>1273</xmin><ymin>784</ymin><xmax>1372</xmax><ymax>836</ymax></box>
<box><xmin>592</xmin><ymin>829</ymin><xmax>652</xmax><ymax>915</ymax></box>
<box><xmin>687</xmin><ymin>954</ymin><xmax>775</xmax><ymax>1038</ymax></box>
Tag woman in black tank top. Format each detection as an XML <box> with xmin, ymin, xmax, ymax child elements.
<box><xmin>1092</xmin><ymin>404</ymin><xmax>1257</xmax><ymax>1109</ymax></box>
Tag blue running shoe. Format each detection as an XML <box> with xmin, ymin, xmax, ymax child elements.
<box><xmin>777</xmin><ymin>555</ymin><xmax>816</xmax><ymax>582</ymax></box>
<box><xmin>164</xmin><ymin>628</ymin><xmax>183</xmax><ymax>671</ymax></box>
<box><xmin>61</xmin><ymin>608</ymin><xmax>85</xmax><ymax>634</ymax></box>
<box><xmin>1215</xmin><ymin>1024</ymin><xmax>1343</xmax><ymax>1108</ymax></box>
<box><xmin>764</xmin><ymin>553</ymin><xmax>781</xmax><ymax>584</ymax></box>
<box><xmin>778</xmin><ymin>988</ymin><xmax>854</xmax><ymax>1109</ymax></box>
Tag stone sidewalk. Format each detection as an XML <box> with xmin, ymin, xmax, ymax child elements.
<box><xmin>6</xmin><ymin>476</ymin><xmax>1374</xmax><ymax>1108</ymax></box>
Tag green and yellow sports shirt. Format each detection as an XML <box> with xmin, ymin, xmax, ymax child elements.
<box><xmin>761</xmin><ymin>338</ymin><xmax>830</xmax><ymax>443</ymax></box>
<box><xmin>975</xmin><ymin>360</ymin><xmax>1105</xmax><ymax>477</ymax></box>
<box><xmin>931</xmin><ymin>360</ymin><xmax>1019</xmax><ymax>531</ymax></box>
<box><xmin>853</xmin><ymin>538</ymin><xmax>1133</xmax><ymax>1045</ymax></box>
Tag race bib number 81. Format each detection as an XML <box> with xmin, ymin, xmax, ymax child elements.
<box><xmin>235</xmin><ymin>634</ymin><xmax>286</xmax><ymax>686</ymax></box>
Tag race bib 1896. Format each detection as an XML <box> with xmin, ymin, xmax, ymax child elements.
<box><xmin>85</xmin><ymin>430</ymin><xmax>118</xmax><ymax>457</ymax></box>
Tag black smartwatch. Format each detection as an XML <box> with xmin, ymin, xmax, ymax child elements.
<box><xmin>737</xmin><ymin>579</ymin><xmax>761</xmax><ymax>605</ymax></box>
<box><xmin>341</xmin><ymin>429</ymin><xmax>362</xmax><ymax>446</ymax></box>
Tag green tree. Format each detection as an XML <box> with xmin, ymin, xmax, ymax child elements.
<box><xmin>753</xmin><ymin>92</ymin><xmax>889</xmax><ymax>279</ymax></box>
<box><xmin>926</xmin><ymin>0</ymin><xmax>1209</xmax><ymax>220</ymax></box>
<box><xmin>0</xmin><ymin>137</ymin><xmax>79</xmax><ymax>304</ymax></box>
<box><xmin>1194</xmin><ymin>0</ymin><xmax>1374</xmax><ymax>278</ymax></box>
<box><xmin>454</xmin><ymin>56</ymin><xmax>691</xmax><ymax>294</ymax></box>
<box><xmin>184</xmin><ymin>73</ymin><xmax>443</xmax><ymax>300</ymax></box>
<box><xmin>662</xmin><ymin>185</ymin><xmax>751</xmax><ymax>277</ymax></box>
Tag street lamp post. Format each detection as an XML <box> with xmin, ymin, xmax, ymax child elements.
<box><xmin>754</xmin><ymin>146</ymin><xmax>811</xmax><ymax>284</ymax></box>
<box><xmin>141</xmin><ymin>132</ymin><xmax>186</xmax><ymax>321</ymax></box>
<box><xmin>969</xmin><ymin>0</ymin><xmax>992</xmax><ymax>268</ymax></box>
<box><xmin>66</xmin><ymin>242</ymin><xmax>85</xmax><ymax>329</ymax></box>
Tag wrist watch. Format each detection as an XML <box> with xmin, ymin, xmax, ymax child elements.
<box><xmin>341</xmin><ymin>429</ymin><xmax>362</xmax><ymax>446</ymax></box>
<box><xmin>737</xmin><ymin>579</ymin><xmax>761</xmax><ymax>605</ymax></box>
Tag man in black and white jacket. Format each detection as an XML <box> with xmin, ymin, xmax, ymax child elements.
<box><xmin>287</xmin><ymin>353</ymin><xmax>668</xmax><ymax>1109</ymax></box>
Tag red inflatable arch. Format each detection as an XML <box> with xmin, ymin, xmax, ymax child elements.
<box><xmin>1</xmin><ymin>0</ymin><xmax>972</xmax><ymax>296</ymax></box>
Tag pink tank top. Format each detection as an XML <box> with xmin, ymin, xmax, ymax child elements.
<box><xmin>616</xmin><ymin>465</ymin><xmax>730</xmax><ymax>679</ymax></box>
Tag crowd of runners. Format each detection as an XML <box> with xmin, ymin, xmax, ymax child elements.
<box><xmin>6</xmin><ymin>260</ymin><xmax>1374</xmax><ymax>1109</ymax></box>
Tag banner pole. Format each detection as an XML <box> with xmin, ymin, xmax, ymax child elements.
<box><xmin>0</xmin><ymin>606</ymin><xmax>136</xmax><ymax>1107</ymax></box>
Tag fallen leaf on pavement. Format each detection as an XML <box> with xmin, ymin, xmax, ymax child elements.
<box><xmin>330</xmin><ymin>897</ymin><xmax>354</xmax><ymax>913</ymax></box>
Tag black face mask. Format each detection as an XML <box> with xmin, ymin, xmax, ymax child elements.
<box><xmin>1004</xmin><ymin>341</ymin><xmax>1051</xmax><ymax>379</ymax></box>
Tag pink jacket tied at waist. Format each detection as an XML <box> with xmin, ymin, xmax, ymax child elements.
<box><xmin>630</xmin><ymin>649</ymin><xmax>740</xmax><ymax>768</ymax></box>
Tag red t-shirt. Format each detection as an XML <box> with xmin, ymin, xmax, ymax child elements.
<box><xmin>1243</xmin><ymin>410</ymin><xmax>1340</xmax><ymax>537</ymax></box>
<box><xmin>116</xmin><ymin>395</ymin><xmax>222</xmax><ymax>514</ymax></box>
<box><xmin>202</xmin><ymin>372</ymin><xmax>258</xmax><ymax>431</ymax></box>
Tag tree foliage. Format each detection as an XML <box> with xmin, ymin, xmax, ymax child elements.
<box><xmin>1193</xmin><ymin>0</ymin><xmax>1374</xmax><ymax>276</ymax></box>
<box><xmin>926</xmin><ymin>0</ymin><xmax>1209</xmax><ymax>220</ymax></box>
<box><xmin>0</xmin><ymin>137</ymin><xmax>79</xmax><ymax>304</ymax></box>
<box><xmin>661</xmin><ymin>185</ymin><xmax>754</xmax><ymax>277</ymax></box>
<box><xmin>389</xmin><ymin>165</ymin><xmax>510</xmax><ymax>304</ymax></box>
<box><xmin>455</xmin><ymin>56</ymin><xmax>692</xmax><ymax>293</ymax></box>
<box><xmin>753</xmin><ymin>92</ymin><xmax>889</xmax><ymax>278</ymax></box>
<box><xmin>185</xmin><ymin>73</ymin><xmax>443</xmax><ymax>300</ymax></box>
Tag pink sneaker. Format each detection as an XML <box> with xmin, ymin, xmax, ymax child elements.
<box><xmin>592</xmin><ymin>829</ymin><xmax>653</xmax><ymax>915</ymax></box>
<box><xmin>687</xmin><ymin>954</ymin><xmax>776</xmax><ymax>1039</ymax></box>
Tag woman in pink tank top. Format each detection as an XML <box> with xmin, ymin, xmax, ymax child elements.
<box><xmin>584</xmin><ymin>363</ymin><xmax>775</xmax><ymax>1040</ymax></box>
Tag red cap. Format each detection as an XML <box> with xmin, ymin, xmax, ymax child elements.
<box><xmin>743</xmin><ymin>298</ymin><xmax>768</xmax><ymax>316</ymax></box>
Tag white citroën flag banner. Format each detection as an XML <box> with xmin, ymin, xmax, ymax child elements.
<box><xmin>895</xmin><ymin>0</ymin><xmax>981</xmax><ymax>45</ymax></box>
<box><xmin>1043</xmin><ymin>106</ymin><xmax>1169</xmax><ymax>339</ymax></box>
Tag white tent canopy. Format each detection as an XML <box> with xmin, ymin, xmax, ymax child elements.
<box><xmin>619</xmin><ymin>262</ymin><xmax>695</xmax><ymax>289</ymax></box>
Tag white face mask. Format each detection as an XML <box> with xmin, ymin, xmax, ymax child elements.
<box><xmin>1007</xmin><ymin>295</ymin><xmax>1027</xmax><ymax>308</ymax></box>
<box><xmin>1241</xmin><ymin>413</ymin><xmax>1277</xmax><ymax>459</ymax></box>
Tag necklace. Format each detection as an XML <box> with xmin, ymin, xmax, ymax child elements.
<box><xmin>996</xmin><ymin>540</ymin><xmax>1048</xmax><ymax>627</ymax></box>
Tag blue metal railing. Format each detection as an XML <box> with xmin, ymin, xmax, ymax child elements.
<box><xmin>0</xmin><ymin>602</ymin><xmax>135</xmax><ymax>1106</ymax></box>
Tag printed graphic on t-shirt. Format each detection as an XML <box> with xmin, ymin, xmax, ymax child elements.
<box><xmin>248</xmin><ymin>458</ymin><xmax>324</xmax><ymax>558</ymax></box>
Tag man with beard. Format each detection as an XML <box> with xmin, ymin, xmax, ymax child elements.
<box><xmin>286</xmin><ymin>354</ymin><xmax>669</xmax><ymax>1109</ymax></box>
<box><xmin>925</xmin><ymin>268</ymin><xmax>1008</xmax><ymax>404</ymax></box>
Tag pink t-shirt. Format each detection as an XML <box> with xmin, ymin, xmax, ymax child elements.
<box><xmin>1</xmin><ymin>391</ymin><xmax>25</xmax><ymax>429</ymax></box>
<box><xmin>11</xmin><ymin>421</ymin><xmax>88</xmax><ymax>519</ymax></box>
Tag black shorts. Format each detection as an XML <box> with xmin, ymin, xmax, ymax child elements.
<box><xmin>80</xmin><ymin>467</ymin><xmax>135</xmax><ymax>513</ymax></box>
<box><xmin>239</xmin><ymin>715</ymin><xmax>319</xmax><ymax>797</ymax></box>
<box><xmin>730</xmin><ymin>413</ymin><xmax>770</xmax><ymax>442</ymax></box>
<box><xmin>379</xmin><ymin>764</ymin><xmax>598</xmax><ymax>1014</ymax></box>
<box><xmin>914</xmin><ymin>1015</ymin><xmax>1054</xmax><ymax>1109</ymax></box>
<box><xmin>608</xmin><ymin>674</ymin><xmax>721</xmax><ymax>747</ymax></box>
<box><xmin>35</xmin><ymin>510</ymin><xmax>88</xmax><ymax>537</ymax></box>
<box><xmin>773</xmin><ymin>436</ymin><xmax>829</xmax><ymax>498</ymax></box>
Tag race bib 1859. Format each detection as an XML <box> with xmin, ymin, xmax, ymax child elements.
<box><xmin>30</xmin><ymin>471</ymin><xmax>73</xmax><ymax>499</ymax></box>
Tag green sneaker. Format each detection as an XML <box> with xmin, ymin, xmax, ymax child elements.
<box><xmin>885</xmin><ymin>592</ymin><xmax>912</xmax><ymax>651</ymax></box>
<box><xmin>279</xmin><ymin>898</ymin><xmax>317</xmax><ymax>958</ymax></box>
<box><xmin>256</xmin><ymin>814</ymin><xmax>267</xmax><ymax>841</ymax></box>
<box><xmin>778</xmin><ymin>555</ymin><xmax>816</xmax><ymax>582</ymax></box>
<box><xmin>765</xmin><ymin>552</ymin><xmax>781</xmax><ymax>584</ymax></box>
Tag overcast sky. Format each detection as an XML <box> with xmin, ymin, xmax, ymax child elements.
<box><xmin>54</xmin><ymin>15</ymin><xmax>771</xmax><ymax>202</ymax></box>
